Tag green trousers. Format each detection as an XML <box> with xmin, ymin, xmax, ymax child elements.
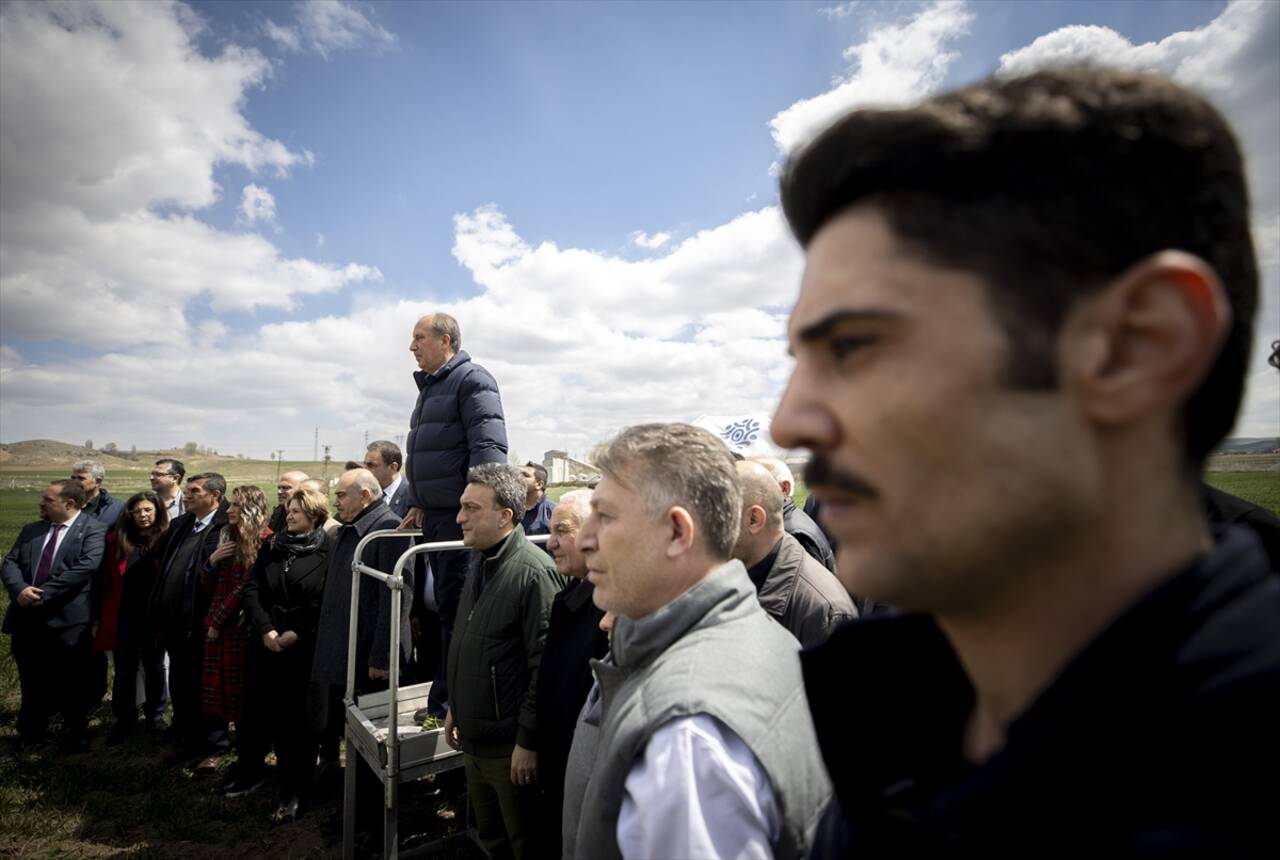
<box><xmin>464</xmin><ymin>752</ymin><xmax>538</xmax><ymax>860</ymax></box>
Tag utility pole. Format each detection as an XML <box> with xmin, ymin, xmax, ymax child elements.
<box><xmin>322</xmin><ymin>445</ymin><xmax>332</xmax><ymax>482</ymax></box>
<box><xmin>313</xmin><ymin>427</ymin><xmax>319</xmax><ymax>463</ymax></box>
<box><xmin>364</xmin><ymin>429</ymin><xmax>369</xmax><ymax>450</ymax></box>
<box><xmin>274</xmin><ymin>448</ymin><xmax>285</xmax><ymax>479</ymax></box>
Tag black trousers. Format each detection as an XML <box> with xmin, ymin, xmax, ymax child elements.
<box><xmin>426</xmin><ymin>546</ymin><xmax>470</xmax><ymax>714</ymax></box>
<box><xmin>10</xmin><ymin>622</ymin><xmax>95</xmax><ymax>742</ymax></box>
<box><xmin>163</xmin><ymin>631</ymin><xmax>228</xmax><ymax>753</ymax></box>
<box><xmin>240</xmin><ymin>641</ymin><xmax>316</xmax><ymax>800</ymax></box>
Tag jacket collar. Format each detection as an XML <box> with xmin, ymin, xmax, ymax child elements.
<box><xmin>755</xmin><ymin>533</ymin><xmax>804</xmax><ymax>618</ymax></box>
<box><xmin>563</xmin><ymin>577</ymin><xmax>597</xmax><ymax>613</ymax></box>
<box><xmin>344</xmin><ymin>498</ymin><xmax>394</xmax><ymax>538</ymax></box>
<box><xmin>413</xmin><ymin>349</ymin><xmax>471</xmax><ymax>390</ymax></box>
<box><xmin>611</xmin><ymin>559</ymin><xmax>756</xmax><ymax>670</ymax></box>
<box><xmin>479</xmin><ymin>523</ymin><xmax>527</xmax><ymax>572</ymax></box>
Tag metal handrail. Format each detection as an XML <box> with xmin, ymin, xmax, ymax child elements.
<box><xmin>347</xmin><ymin>528</ymin><xmax>550</xmax><ymax>791</ymax></box>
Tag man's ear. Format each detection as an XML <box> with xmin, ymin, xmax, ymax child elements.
<box><xmin>780</xmin><ymin>480</ymin><xmax>793</xmax><ymax>497</ymax></box>
<box><xmin>747</xmin><ymin>505</ymin><xmax>766</xmax><ymax>535</ymax></box>
<box><xmin>1063</xmin><ymin>250</ymin><xmax>1230</xmax><ymax>427</ymax></box>
<box><xmin>665</xmin><ymin>506</ymin><xmax>696</xmax><ymax>558</ymax></box>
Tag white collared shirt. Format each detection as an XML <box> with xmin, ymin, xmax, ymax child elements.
<box><xmin>40</xmin><ymin>510</ymin><xmax>81</xmax><ymax>559</ymax></box>
<box><xmin>384</xmin><ymin>475</ymin><xmax>403</xmax><ymax>506</ymax></box>
<box><xmin>617</xmin><ymin>714</ymin><xmax>779</xmax><ymax>859</ymax></box>
<box><xmin>190</xmin><ymin>508</ymin><xmax>217</xmax><ymax>533</ymax></box>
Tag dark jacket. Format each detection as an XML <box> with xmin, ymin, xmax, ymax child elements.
<box><xmin>446</xmin><ymin>526</ymin><xmax>563</xmax><ymax>756</ymax></box>
<box><xmin>785</xmin><ymin>496</ymin><xmax>836</xmax><ymax>573</ymax></box>
<box><xmin>2</xmin><ymin>514</ymin><xmax>108</xmax><ymax>641</ymax></box>
<box><xmin>1203</xmin><ymin>483</ymin><xmax>1280</xmax><ymax>572</ymax></box>
<box><xmin>535</xmin><ymin>578</ymin><xmax>608</xmax><ymax>793</ymax></box>
<box><xmin>243</xmin><ymin>532</ymin><xmax>330</xmax><ymax>643</ymax></box>
<box><xmin>385</xmin><ymin>479</ymin><xmax>411</xmax><ymax>518</ymax></box>
<box><xmin>84</xmin><ymin>487</ymin><xmax>126</xmax><ymax>530</ymax></box>
<box><xmin>804</xmin><ymin>526</ymin><xmax>1280</xmax><ymax>858</ymax></box>
<box><xmin>310</xmin><ymin>499</ymin><xmax>412</xmax><ymax>690</ymax></box>
<box><xmin>405</xmin><ymin>350</ymin><xmax>508</xmax><ymax>514</ymax></box>
<box><xmin>149</xmin><ymin>503</ymin><xmax>229</xmax><ymax>638</ymax></box>
<box><xmin>752</xmin><ymin>533</ymin><xmax>856</xmax><ymax>648</ymax></box>
<box><xmin>521</xmin><ymin>494</ymin><xmax>556</xmax><ymax>536</ymax></box>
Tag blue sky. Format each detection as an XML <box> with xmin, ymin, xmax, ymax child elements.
<box><xmin>0</xmin><ymin>0</ymin><xmax>1274</xmax><ymax>462</ymax></box>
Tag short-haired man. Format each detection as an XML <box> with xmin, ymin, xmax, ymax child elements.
<box><xmin>308</xmin><ymin>470</ymin><xmax>412</xmax><ymax>778</ymax></box>
<box><xmin>401</xmin><ymin>312</ymin><xmax>509</xmax><ymax>717</ymax></box>
<box><xmin>151</xmin><ymin>458</ymin><xmax>186</xmax><ymax>522</ymax></box>
<box><xmin>364</xmin><ymin>440</ymin><xmax>410</xmax><ymax>517</ymax></box>
<box><xmin>531</xmin><ymin>489</ymin><xmax>608</xmax><ymax>859</ymax></box>
<box><xmin>751</xmin><ymin>455</ymin><xmax>836</xmax><ymax>573</ymax></box>
<box><xmin>443</xmin><ymin>464</ymin><xmax>562</xmax><ymax>860</ymax></box>
<box><xmin>563</xmin><ymin>424</ymin><xmax>831</xmax><ymax>859</ymax></box>
<box><xmin>732</xmin><ymin>460</ymin><xmax>856</xmax><ymax>647</ymax></box>
<box><xmin>269</xmin><ymin>470</ymin><xmax>309</xmax><ymax>535</ymax></box>
<box><xmin>518</xmin><ymin>463</ymin><xmax>556</xmax><ymax>537</ymax></box>
<box><xmin>149</xmin><ymin>472</ymin><xmax>230</xmax><ymax>769</ymax></box>
<box><xmin>71</xmin><ymin>459</ymin><xmax>125</xmax><ymax>529</ymax></box>
<box><xmin>2</xmin><ymin>481</ymin><xmax>107</xmax><ymax>749</ymax></box>
<box><xmin>772</xmin><ymin>67</ymin><xmax>1280</xmax><ymax>852</ymax></box>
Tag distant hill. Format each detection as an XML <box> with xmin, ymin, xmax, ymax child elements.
<box><xmin>1216</xmin><ymin>437</ymin><xmax>1280</xmax><ymax>455</ymax></box>
<box><xmin>0</xmin><ymin>439</ymin><xmax>143</xmax><ymax>468</ymax></box>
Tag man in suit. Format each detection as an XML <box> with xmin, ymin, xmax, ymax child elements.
<box><xmin>150</xmin><ymin>472</ymin><xmax>230</xmax><ymax>769</ymax></box>
<box><xmin>363</xmin><ymin>440</ymin><xmax>409</xmax><ymax>517</ymax></box>
<box><xmin>2</xmin><ymin>480</ymin><xmax>107</xmax><ymax>749</ymax></box>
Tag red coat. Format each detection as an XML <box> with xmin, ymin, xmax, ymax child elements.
<box><xmin>92</xmin><ymin>532</ymin><xmax>127</xmax><ymax>651</ymax></box>
<box><xmin>200</xmin><ymin>529</ymin><xmax>270</xmax><ymax>723</ymax></box>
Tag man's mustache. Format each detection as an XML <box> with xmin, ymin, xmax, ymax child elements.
<box><xmin>804</xmin><ymin>455</ymin><xmax>879</xmax><ymax>500</ymax></box>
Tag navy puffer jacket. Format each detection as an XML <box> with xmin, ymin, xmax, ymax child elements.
<box><xmin>406</xmin><ymin>350</ymin><xmax>509</xmax><ymax>513</ymax></box>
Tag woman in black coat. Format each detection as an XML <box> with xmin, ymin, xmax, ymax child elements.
<box><xmin>229</xmin><ymin>487</ymin><xmax>331</xmax><ymax>819</ymax></box>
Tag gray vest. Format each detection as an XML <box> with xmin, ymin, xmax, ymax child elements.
<box><xmin>562</xmin><ymin>561</ymin><xmax>832</xmax><ymax>860</ymax></box>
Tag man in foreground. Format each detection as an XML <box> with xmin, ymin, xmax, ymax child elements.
<box><xmin>563</xmin><ymin>423</ymin><xmax>831</xmax><ymax>859</ymax></box>
<box><xmin>2</xmin><ymin>481</ymin><xmax>107</xmax><ymax>749</ymax></box>
<box><xmin>772</xmin><ymin>66</ymin><xmax>1280</xmax><ymax>853</ymax></box>
<box><xmin>443</xmin><ymin>464</ymin><xmax>561</xmax><ymax>859</ymax></box>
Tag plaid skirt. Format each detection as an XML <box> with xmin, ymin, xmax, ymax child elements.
<box><xmin>200</xmin><ymin>558</ymin><xmax>253</xmax><ymax>723</ymax></box>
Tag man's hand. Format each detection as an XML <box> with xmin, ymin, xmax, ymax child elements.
<box><xmin>511</xmin><ymin>745</ymin><xmax>538</xmax><ymax>786</ymax></box>
<box><xmin>277</xmin><ymin>630</ymin><xmax>299</xmax><ymax>649</ymax></box>
<box><xmin>444</xmin><ymin>708</ymin><xmax>461</xmax><ymax>750</ymax></box>
<box><xmin>262</xmin><ymin>630</ymin><xmax>282</xmax><ymax>652</ymax></box>
<box><xmin>206</xmin><ymin>626</ymin><xmax>220</xmax><ymax>641</ymax></box>
<box><xmin>208</xmin><ymin>542</ymin><xmax>234</xmax><ymax>565</ymax></box>
<box><xmin>17</xmin><ymin>586</ymin><xmax>42</xmax><ymax>608</ymax></box>
<box><xmin>400</xmin><ymin>507</ymin><xmax>423</xmax><ymax>530</ymax></box>
<box><xmin>368</xmin><ymin>666</ymin><xmax>388</xmax><ymax>681</ymax></box>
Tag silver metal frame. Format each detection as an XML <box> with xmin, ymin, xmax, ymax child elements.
<box><xmin>343</xmin><ymin>529</ymin><xmax>548</xmax><ymax>859</ymax></box>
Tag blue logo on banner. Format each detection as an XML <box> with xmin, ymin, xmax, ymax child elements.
<box><xmin>720</xmin><ymin>418</ymin><xmax>760</xmax><ymax>449</ymax></box>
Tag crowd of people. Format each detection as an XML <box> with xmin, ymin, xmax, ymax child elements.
<box><xmin>5</xmin><ymin>65</ymin><xmax>1280</xmax><ymax>859</ymax></box>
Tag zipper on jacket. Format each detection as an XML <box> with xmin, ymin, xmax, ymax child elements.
<box><xmin>490</xmin><ymin>665</ymin><xmax>501</xmax><ymax>720</ymax></box>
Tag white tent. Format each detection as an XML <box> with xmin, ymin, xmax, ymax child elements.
<box><xmin>690</xmin><ymin>413</ymin><xmax>783</xmax><ymax>458</ymax></box>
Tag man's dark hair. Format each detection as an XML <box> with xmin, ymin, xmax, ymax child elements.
<box><xmin>430</xmin><ymin>312</ymin><xmax>462</xmax><ymax>352</ymax></box>
<box><xmin>467</xmin><ymin>463</ymin><xmax>527</xmax><ymax>522</ymax></box>
<box><xmin>525</xmin><ymin>462</ymin><xmax>548</xmax><ymax>487</ymax></box>
<box><xmin>155</xmin><ymin>458</ymin><xmax>185</xmax><ymax>480</ymax></box>
<box><xmin>780</xmin><ymin>66</ymin><xmax>1257</xmax><ymax>468</ymax></box>
<box><xmin>188</xmin><ymin>472</ymin><xmax>227</xmax><ymax>499</ymax></box>
<box><xmin>368</xmin><ymin>440</ymin><xmax>403</xmax><ymax>470</ymax></box>
<box><xmin>52</xmin><ymin>479</ymin><xmax>87</xmax><ymax>508</ymax></box>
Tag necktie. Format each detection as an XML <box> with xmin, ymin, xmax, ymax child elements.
<box><xmin>33</xmin><ymin>523</ymin><xmax>66</xmax><ymax>586</ymax></box>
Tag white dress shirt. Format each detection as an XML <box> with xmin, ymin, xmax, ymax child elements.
<box><xmin>617</xmin><ymin>714</ymin><xmax>779</xmax><ymax>859</ymax></box>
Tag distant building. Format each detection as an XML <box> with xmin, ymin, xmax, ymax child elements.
<box><xmin>542</xmin><ymin>450</ymin><xmax>601</xmax><ymax>484</ymax></box>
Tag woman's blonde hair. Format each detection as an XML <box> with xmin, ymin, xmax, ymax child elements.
<box><xmin>227</xmin><ymin>485</ymin><xmax>269</xmax><ymax>569</ymax></box>
<box><xmin>289</xmin><ymin>486</ymin><xmax>330</xmax><ymax>530</ymax></box>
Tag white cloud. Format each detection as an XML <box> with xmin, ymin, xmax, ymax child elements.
<box><xmin>769</xmin><ymin>0</ymin><xmax>973</xmax><ymax>155</ymax></box>
<box><xmin>0</xmin><ymin>0</ymin><xmax>377</xmax><ymax>349</ymax></box>
<box><xmin>995</xmin><ymin>0</ymin><xmax>1280</xmax><ymax>436</ymax></box>
<box><xmin>630</xmin><ymin>230</ymin><xmax>672</xmax><ymax>250</ymax></box>
<box><xmin>819</xmin><ymin>3</ymin><xmax>860</xmax><ymax>21</ymax></box>
<box><xmin>265</xmin><ymin>0</ymin><xmax>396</xmax><ymax>58</ymax></box>
<box><xmin>239</xmin><ymin>184</ymin><xmax>277</xmax><ymax>225</ymax></box>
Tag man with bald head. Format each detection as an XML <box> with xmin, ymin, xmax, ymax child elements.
<box><xmin>733</xmin><ymin>460</ymin><xmax>855</xmax><ymax>648</ymax></box>
<box><xmin>751</xmin><ymin>455</ymin><xmax>836</xmax><ymax>574</ymax></box>
<box><xmin>308</xmin><ymin>469</ymin><xmax>412</xmax><ymax>822</ymax></box>
<box><xmin>269</xmin><ymin>470</ymin><xmax>310</xmax><ymax>534</ymax></box>
<box><xmin>402</xmin><ymin>312</ymin><xmax>508</xmax><ymax>717</ymax></box>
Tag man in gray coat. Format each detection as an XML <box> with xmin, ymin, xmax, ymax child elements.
<box><xmin>563</xmin><ymin>424</ymin><xmax>831</xmax><ymax>859</ymax></box>
<box><xmin>732</xmin><ymin>460</ymin><xmax>856</xmax><ymax>647</ymax></box>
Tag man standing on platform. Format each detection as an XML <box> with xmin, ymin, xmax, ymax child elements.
<box><xmin>401</xmin><ymin>312</ymin><xmax>508</xmax><ymax>717</ymax></box>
